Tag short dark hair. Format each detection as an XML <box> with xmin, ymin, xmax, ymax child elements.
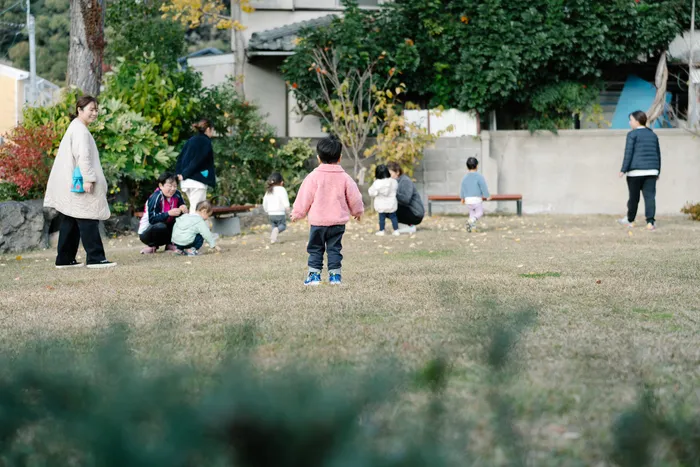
<box><xmin>386</xmin><ymin>161</ymin><xmax>402</xmax><ymax>176</ymax></box>
<box><xmin>375</xmin><ymin>164</ymin><xmax>390</xmax><ymax>180</ymax></box>
<box><xmin>317</xmin><ymin>136</ymin><xmax>343</xmax><ymax>164</ymax></box>
<box><xmin>196</xmin><ymin>200</ymin><xmax>213</xmax><ymax>214</ymax></box>
<box><xmin>71</xmin><ymin>95</ymin><xmax>98</xmax><ymax>120</ymax></box>
<box><xmin>158</xmin><ymin>172</ymin><xmax>178</xmax><ymax>185</ymax></box>
<box><xmin>466</xmin><ymin>157</ymin><xmax>479</xmax><ymax>170</ymax></box>
<box><xmin>629</xmin><ymin>110</ymin><xmax>648</xmax><ymax>126</ymax></box>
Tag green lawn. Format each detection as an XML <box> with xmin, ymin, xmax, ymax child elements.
<box><xmin>1</xmin><ymin>214</ymin><xmax>699</xmax><ymax>465</ymax></box>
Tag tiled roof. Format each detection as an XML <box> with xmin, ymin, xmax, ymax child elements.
<box><xmin>248</xmin><ymin>15</ymin><xmax>336</xmax><ymax>52</ymax></box>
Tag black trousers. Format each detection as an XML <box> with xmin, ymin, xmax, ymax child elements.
<box><xmin>56</xmin><ymin>214</ymin><xmax>106</xmax><ymax>266</ymax></box>
<box><xmin>396</xmin><ymin>204</ymin><xmax>424</xmax><ymax>226</ymax></box>
<box><xmin>307</xmin><ymin>225</ymin><xmax>345</xmax><ymax>274</ymax></box>
<box><xmin>139</xmin><ymin>222</ymin><xmax>173</xmax><ymax>248</ymax></box>
<box><xmin>626</xmin><ymin>175</ymin><xmax>657</xmax><ymax>225</ymax></box>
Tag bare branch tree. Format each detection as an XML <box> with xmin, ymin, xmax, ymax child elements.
<box><xmin>294</xmin><ymin>47</ymin><xmax>395</xmax><ymax>182</ymax></box>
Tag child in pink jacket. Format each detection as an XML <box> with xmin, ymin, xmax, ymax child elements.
<box><xmin>291</xmin><ymin>136</ymin><xmax>364</xmax><ymax>286</ymax></box>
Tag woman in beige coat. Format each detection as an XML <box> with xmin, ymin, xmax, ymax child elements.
<box><xmin>44</xmin><ymin>96</ymin><xmax>116</xmax><ymax>269</ymax></box>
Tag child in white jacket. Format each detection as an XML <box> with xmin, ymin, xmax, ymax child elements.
<box><xmin>262</xmin><ymin>172</ymin><xmax>291</xmax><ymax>244</ymax></box>
<box><xmin>368</xmin><ymin>164</ymin><xmax>400</xmax><ymax>236</ymax></box>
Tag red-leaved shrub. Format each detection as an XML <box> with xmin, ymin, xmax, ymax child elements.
<box><xmin>0</xmin><ymin>124</ymin><xmax>57</xmax><ymax>197</ymax></box>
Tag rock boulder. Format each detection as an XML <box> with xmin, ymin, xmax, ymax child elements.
<box><xmin>0</xmin><ymin>200</ymin><xmax>50</xmax><ymax>253</ymax></box>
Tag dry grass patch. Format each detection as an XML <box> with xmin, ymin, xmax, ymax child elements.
<box><xmin>1</xmin><ymin>214</ymin><xmax>699</xmax><ymax>464</ymax></box>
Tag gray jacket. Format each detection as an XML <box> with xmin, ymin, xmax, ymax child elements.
<box><xmin>621</xmin><ymin>127</ymin><xmax>661</xmax><ymax>174</ymax></box>
<box><xmin>397</xmin><ymin>175</ymin><xmax>425</xmax><ymax>218</ymax></box>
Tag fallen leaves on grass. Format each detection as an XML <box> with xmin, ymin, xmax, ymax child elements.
<box><xmin>519</xmin><ymin>272</ymin><xmax>561</xmax><ymax>279</ymax></box>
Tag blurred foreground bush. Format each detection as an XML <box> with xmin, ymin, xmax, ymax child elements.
<box><xmin>1</xmin><ymin>311</ymin><xmax>699</xmax><ymax>466</ymax></box>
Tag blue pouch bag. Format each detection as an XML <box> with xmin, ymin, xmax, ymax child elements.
<box><xmin>70</xmin><ymin>166</ymin><xmax>84</xmax><ymax>193</ymax></box>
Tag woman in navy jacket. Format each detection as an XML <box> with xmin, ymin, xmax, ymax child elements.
<box><xmin>618</xmin><ymin>110</ymin><xmax>661</xmax><ymax>231</ymax></box>
<box><xmin>176</xmin><ymin>118</ymin><xmax>216</xmax><ymax>211</ymax></box>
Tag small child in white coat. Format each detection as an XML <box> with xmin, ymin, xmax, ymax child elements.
<box><xmin>262</xmin><ymin>172</ymin><xmax>290</xmax><ymax>244</ymax></box>
<box><xmin>368</xmin><ymin>164</ymin><xmax>400</xmax><ymax>236</ymax></box>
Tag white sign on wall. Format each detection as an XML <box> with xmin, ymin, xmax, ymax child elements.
<box><xmin>404</xmin><ymin>109</ymin><xmax>479</xmax><ymax>137</ymax></box>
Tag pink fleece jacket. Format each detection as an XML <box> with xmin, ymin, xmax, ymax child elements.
<box><xmin>292</xmin><ymin>164</ymin><xmax>364</xmax><ymax>226</ymax></box>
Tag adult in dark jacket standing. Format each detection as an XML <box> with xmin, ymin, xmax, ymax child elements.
<box><xmin>387</xmin><ymin>161</ymin><xmax>425</xmax><ymax>234</ymax></box>
<box><xmin>618</xmin><ymin>110</ymin><xmax>661</xmax><ymax>231</ymax></box>
<box><xmin>176</xmin><ymin>118</ymin><xmax>216</xmax><ymax>211</ymax></box>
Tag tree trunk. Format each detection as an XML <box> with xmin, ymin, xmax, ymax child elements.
<box><xmin>647</xmin><ymin>52</ymin><xmax>668</xmax><ymax>126</ymax></box>
<box><xmin>68</xmin><ymin>0</ymin><xmax>105</xmax><ymax>96</ymax></box>
<box><xmin>231</xmin><ymin>1</ymin><xmax>245</xmax><ymax>97</ymax></box>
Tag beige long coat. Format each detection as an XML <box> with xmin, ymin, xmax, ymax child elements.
<box><xmin>44</xmin><ymin>119</ymin><xmax>110</xmax><ymax>220</ymax></box>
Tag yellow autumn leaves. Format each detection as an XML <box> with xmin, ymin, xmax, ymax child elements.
<box><xmin>161</xmin><ymin>0</ymin><xmax>253</xmax><ymax>30</ymax></box>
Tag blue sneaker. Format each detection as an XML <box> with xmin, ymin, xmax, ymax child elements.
<box><xmin>329</xmin><ymin>273</ymin><xmax>342</xmax><ymax>285</ymax></box>
<box><xmin>304</xmin><ymin>272</ymin><xmax>322</xmax><ymax>286</ymax></box>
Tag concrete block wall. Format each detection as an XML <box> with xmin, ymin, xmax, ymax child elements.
<box><xmin>485</xmin><ymin>129</ymin><xmax>700</xmax><ymax>216</ymax></box>
<box><xmin>414</xmin><ymin>129</ymin><xmax>700</xmax><ymax>216</ymax></box>
<box><xmin>416</xmin><ymin>136</ymin><xmax>483</xmax><ymax>215</ymax></box>
<box><xmin>288</xmin><ymin>130</ymin><xmax>700</xmax><ymax>216</ymax></box>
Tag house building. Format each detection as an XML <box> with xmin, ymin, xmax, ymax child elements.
<box><xmin>185</xmin><ymin>1</ymin><xmax>385</xmax><ymax>137</ymax></box>
<box><xmin>186</xmin><ymin>2</ymin><xmax>700</xmax><ymax>135</ymax></box>
<box><xmin>0</xmin><ymin>63</ymin><xmax>60</xmax><ymax>136</ymax></box>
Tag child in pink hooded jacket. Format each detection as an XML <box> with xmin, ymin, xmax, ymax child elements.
<box><xmin>291</xmin><ymin>136</ymin><xmax>364</xmax><ymax>286</ymax></box>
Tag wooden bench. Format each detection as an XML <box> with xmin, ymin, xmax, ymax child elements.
<box><xmin>427</xmin><ymin>194</ymin><xmax>523</xmax><ymax>217</ymax></box>
<box><xmin>135</xmin><ymin>204</ymin><xmax>255</xmax><ymax>236</ymax></box>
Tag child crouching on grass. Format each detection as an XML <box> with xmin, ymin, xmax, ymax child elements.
<box><xmin>460</xmin><ymin>157</ymin><xmax>491</xmax><ymax>232</ymax></box>
<box><xmin>291</xmin><ymin>136</ymin><xmax>364</xmax><ymax>286</ymax></box>
<box><xmin>172</xmin><ymin>200</ymin><xmax>218</xmax><ymax>256</ymax></box>
<box><xmin>262</xmin><ymin>172</ymin><xmax>290</xmax><ymax>244</ymax></box>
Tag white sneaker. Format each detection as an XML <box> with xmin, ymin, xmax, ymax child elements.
<box><xmin>86</xmin><ymin>260</ymin><xmax>117</xmax><ymax>269</ymax></box>
<box><xmin>617</xmin><ymin>217</ymin><xmax>633</xmax><ymax>228</ymax></box>
<box><xmin>392</xmin><ymin>230</ymin><xmax>401</xmax><ymax>236</ymax></box>
<box><xmin>406</xmin><ymin>225</ymin><xmax>417</xmax><ymax>234</ymax></box>
<box><xmin>271</xmin><ymin>227</ymin><xmax>279</xmax><ymax>244</ymax></box>
<box><xmin>375</xmin><ymin>231</ymin><xmax>386</xmax><ymax>236</ymax></box>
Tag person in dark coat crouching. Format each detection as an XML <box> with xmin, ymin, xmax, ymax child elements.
<box><xmin>387</xmin><ymin>161</ymin><xmax>425</xmax><ymax>234</ymax></box>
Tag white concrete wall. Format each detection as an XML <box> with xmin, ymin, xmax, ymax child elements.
<box><xmin>405</xmin><ymin>109</ymin><xmax>479</xmax><ymax>137</ymax></box>
<box><xmin>287</xmin><ymin>91</ymin><xmax>326</xmax><ymax>137</ymax></box>
<box><xmin>187</xmin><ymin>54</ymin><xmax>235</xmax><ymax>88</ymax></box>
<box><xmin>483</xmin><ymin>129</ymin><xmax>700</xmax><ymax>216</ymax></box>
<box><xmin>187</xmin><ymin>53</ymin><xmax>293</xmax><ymax>136</ymax></box>
<box><xmin>421</xmin><ymin>129</ymin><xmax>700</xmax><ymax>216</ymax></box>
<box><xmin>249</xmin><ymin>0</ymin><xmax>295</xmax><ymax>9</ymax></box>
<box><xmin>245</xmin><ymin>60</ymin><xmax>288</xmax><ymax>135</ymax></box>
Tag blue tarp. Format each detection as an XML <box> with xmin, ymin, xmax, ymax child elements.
<box><xmin>611</xmin><ymin>75</ymin><xmax>671</xmax><ymax>129</ymax></box>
